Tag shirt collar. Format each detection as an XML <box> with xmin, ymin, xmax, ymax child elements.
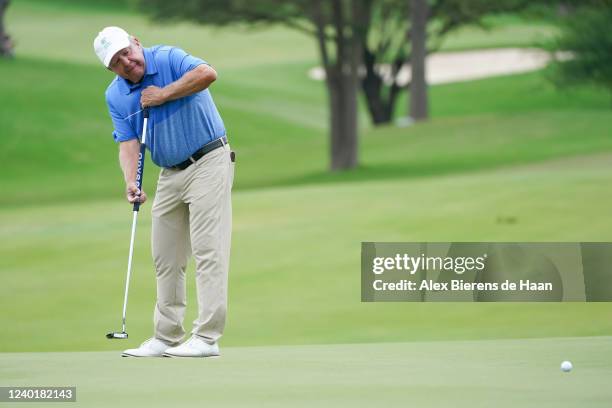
<box><xmin>117</xmin><ymin>47</ymin><xmax>158</xmax><ymax>95</ymax></box>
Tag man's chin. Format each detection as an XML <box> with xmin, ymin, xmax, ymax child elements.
<box><xmin>127</xmin><ymin>70</ymin><xmax>144</xmax><ymax>84</ymax></box>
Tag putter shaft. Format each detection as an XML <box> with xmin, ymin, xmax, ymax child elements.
<box><xmin>122</xmin><ymin>210</ymin><xmax>139</xmax><ymax>333</ymax></box>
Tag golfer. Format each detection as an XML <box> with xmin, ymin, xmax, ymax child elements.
<box><xmin>94</xmin><ymin>27</ymin><xmax>234</xmax><ymax>357</ymax></box>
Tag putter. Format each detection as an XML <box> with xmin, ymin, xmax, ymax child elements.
<box><xmin>107</xmin><ymin>108</ymin><xmax>149</xmax><ymax>340</ymax></box>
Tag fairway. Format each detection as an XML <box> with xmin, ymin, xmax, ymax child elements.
<box><xmin>1</xmin><ymin>153</ymin><xmax>612</xmax><ymax>352</ymax></box>
<box><xmin>1</xmin><ymin>337</ymin><xmax>610</xmax><ymax>407</ymax></box>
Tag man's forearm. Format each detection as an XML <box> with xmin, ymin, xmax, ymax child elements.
<box><xmin>119</xmin><ymin>139</ymin><xmax>140</xmax><ymax>185</ymax></box>
<box><xmin>163</xmin><ymin>64</ymin><xmax>217</xmax><ymax>101</ymax></box>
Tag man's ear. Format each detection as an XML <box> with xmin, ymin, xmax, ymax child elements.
<box><xmin>132</xmin><ymin>36</ymin><xmax>141</xmax><ymax>47</ymax></box>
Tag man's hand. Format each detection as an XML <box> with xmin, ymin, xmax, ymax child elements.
<box><xmin>141</xmin><ymin>86</ymin><xmax>168</xmax><ymax>107</ymax></box>
<box><xmin>126</xmin><ymin>182</ymin><xmax>147</xmax><ymax>205</ymax></box>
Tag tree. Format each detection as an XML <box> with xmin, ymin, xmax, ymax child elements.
<box><xmin>360</xmin><ymin>0</ymin><xmax>543</xmax><ymax>125</ymax></box>
<box><xmin>548</xmin><ymin>2</ymin><xmax>612</xmax><ymax>105</ymax></box>
<box><xmin>138</xmin><ymin>0</ymin><xmax>364</xmax><ymax>170</ymax></box>
<box><xmin>136</xmin><ymin>0</ymin><xmax>542</xmax><ymax>169</ymax></box>
<box><xmin>0</xmin><ymin>0</ymin><xmax>13</xmax><ymax>58</ymax></box>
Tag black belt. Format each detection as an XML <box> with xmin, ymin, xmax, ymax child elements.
<box><xmin>168</xmin><ymin>137</ymin><xmax>228</xmax><ymax>170</ymax></box>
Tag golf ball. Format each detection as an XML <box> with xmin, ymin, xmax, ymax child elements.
<box><xmin>561</xmin><ymin>361</ymin><xmax>573</xmax><ymax>372</ymax></box>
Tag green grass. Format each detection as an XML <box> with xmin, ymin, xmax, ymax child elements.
<box><xmin>1</xmin><ymin>154</ymin><xmax>612</xmax><ymax>352</ymax></box>
<box><xmin>1</xmin><ymin>0</ymin><xmax>611</xmax><ymax>360</ymax></box>
<box><xmin>438</xmin><ymin>19</ymin><xmax>558</xmax><ymax>52</ymax></box>
<box><xmin>1</xmin><ymin>337</ymin><xmax>611</xmax><ymax>407</ymax></box>
<box><xmin>1</xmin><ymin>55</ymin><xmax>611</xmax><ymax>206</ymax></box>
<box><xmin>7</xmin><ymin>0</ymin><xmax>318</xmax><ymax>69</ymax></box>
<box><xmin>1</xmin><ymin>0</ymin><xmax>605</xmax><ymax>208</ymax></box>
<box><xmin>9</xmin><ymin>0</ymin><xmax>559</xmax><ymax>64</ymax></box>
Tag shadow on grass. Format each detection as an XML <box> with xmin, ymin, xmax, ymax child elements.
<box><xmin>241</xmin><ymin>157</ymin><xmax>519</xmax><ymax>191</ymax></box>
<box><xmin>239</xmin><ymin>147</ymin><xmax>612</xmax><ymax>192</ymax></box>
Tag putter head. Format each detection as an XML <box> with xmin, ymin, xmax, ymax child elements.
<box><xmin>106</xmin><ymin>331</ymin><xmax>128</xmax><ymax>339</ymax></box>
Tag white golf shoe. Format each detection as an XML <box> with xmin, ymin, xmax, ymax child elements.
<box><xmin>163</xmin><ymin>336</ymin><xmax>220</xmax><ymax>358</ymax></box>
<box><xmin>122</xmin><ymin>338</ymin><xmax>171</xmax><ymax>357</ymax></box>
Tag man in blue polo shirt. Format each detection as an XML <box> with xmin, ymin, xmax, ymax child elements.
<box><xmin>94</xmin><ymin>26</ymin><xmax>234</xmax><ymax>358</ymax></box>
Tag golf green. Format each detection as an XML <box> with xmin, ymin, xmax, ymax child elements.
<box><xmin>1</xmin><ymin>336</ymin><xmax>610</xmax><ymax>407</ymax></box>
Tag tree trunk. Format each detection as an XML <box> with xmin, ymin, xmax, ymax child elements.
<box><xmin>409</xmin><ymin>0</ymin><xmax>428</xmax><ymax>121</ymax></box>
<box><xmin>361</xmin><ymin>49</ymin><xmax>405</xmax><ymax>125</ymax></box>
<box><xmin>361</xmin><ymin>49</ymin><xmax>392</xmax><ymax>124</ymax></box>
<box><xmin>312</xmin><ymin>0</ymin><xmax>360</xmax><ymax>171</ymax></box>
<box><xmin>327</xmin><ymin>70</ymin><xmax>358</xmax><ymax>170</ymax></box>
<box><xmin>0</xmin><ymin>0</ymin><xmax>13</xmax><ymax>58</ymax></box>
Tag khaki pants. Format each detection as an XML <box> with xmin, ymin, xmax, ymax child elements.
<box><xmin>151</xmin><ymin>143</ymin><xmax>234</xmax><ymax>345</ymax></box>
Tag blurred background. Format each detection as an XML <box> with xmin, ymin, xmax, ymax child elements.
<box><xmin>1</xmin><ymin>0</ymin><xmax>611</xmax><ymax>352</ymax></box>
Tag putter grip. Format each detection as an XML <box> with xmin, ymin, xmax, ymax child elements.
<box><xmin>133</xmin><ymin>109</ymin><xmax>149</xmax><ymax>212</ymax></box>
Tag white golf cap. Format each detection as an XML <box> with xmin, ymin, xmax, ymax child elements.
<box><xmin>93</xmin><ymin>26</ymin><xmax>131</xmax><ymax>67</ymax></box>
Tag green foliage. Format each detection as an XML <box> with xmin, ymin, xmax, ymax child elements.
<box><xmin>548</xmin><ymin>4</ymin><xmax>612</xmax><ymax>101</ymax></box>
<box><xmin>136</xmin><ymin>0</ymin><xmax>306</xmax><ymax>27</ymax></box>
<box><xmin>14</xmin><ymin>0</ymin><xmax>131</xmax><ymax>12</ymax></box>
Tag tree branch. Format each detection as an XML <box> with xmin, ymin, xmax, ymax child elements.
<box><xmin>331</xmin><ymin>0</ymin><xmax>344</xmax><ymax>72</ymax></box>
<box><xmin>310</xmin><ymin>0</ymin><xmax>332</xmax><ymax>74</ymax></box>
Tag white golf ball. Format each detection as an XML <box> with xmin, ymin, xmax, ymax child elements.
<box><xmin>561</xmin><ymin>361</ymin><xmax>573</xmax><ymax>372</ymax></box>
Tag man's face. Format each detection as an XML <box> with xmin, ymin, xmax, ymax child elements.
<box><xmin>108</xmin><ymin>38</ymin><xmax>145</xmax><ymax>83</ymax></box>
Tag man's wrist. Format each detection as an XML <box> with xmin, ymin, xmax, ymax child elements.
<box><xmin>161</xmin><ymin>87</ymin><xmax>171</xmax><ymax>104</ymax></box>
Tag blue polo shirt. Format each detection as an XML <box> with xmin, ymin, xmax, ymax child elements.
<box><xmin>105</xmin><ymin>46</ymin><xmax>226</xmax><ymax>167</ymax></box>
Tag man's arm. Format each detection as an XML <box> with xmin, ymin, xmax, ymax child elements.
<box><xmin>140</xmin><ymin>64</ymin><xmax>217</xmax><ymax>107</ymax></box>
<box><xmin>119</xmin><ymin>139</ymin><xmax>147</xmax><ymax>204</ymax></box>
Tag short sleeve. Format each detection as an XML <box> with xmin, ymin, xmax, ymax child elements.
<box><xmin>168</xmin><ymin>47</ymin><xmax>206</xmax><ymax>78</ymax></box>
<box><xmin>106</xmin><ymin>95</ymin><xmax>138</xmax><ymax>143</ymax></box>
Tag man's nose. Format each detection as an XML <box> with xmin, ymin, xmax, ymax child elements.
<box><xmin>118</xmin><ymin>55</ymin><xmax>130</xmax><ymax>67</ymax></box>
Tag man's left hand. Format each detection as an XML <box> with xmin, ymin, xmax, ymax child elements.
<box><xmin>141</xmin><ymin>86</ymin><xmax>168</xmax><ymax>107</ymax></box>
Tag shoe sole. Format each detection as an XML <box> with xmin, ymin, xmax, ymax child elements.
<box><xmin>162</xmin><ymin>353</ymin><xmax>220</xmax><ymax>358</ymax></box>
<box><xmin>121</xmin><ymin>353</ymin><xmax>165</xmax><ymax>358</ymax></box>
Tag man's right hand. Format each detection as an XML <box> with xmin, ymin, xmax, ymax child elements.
<box><xmin>126</xmin><ymin>182</ymin><xmax>147</xmax><ymax>205</ymax></box>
